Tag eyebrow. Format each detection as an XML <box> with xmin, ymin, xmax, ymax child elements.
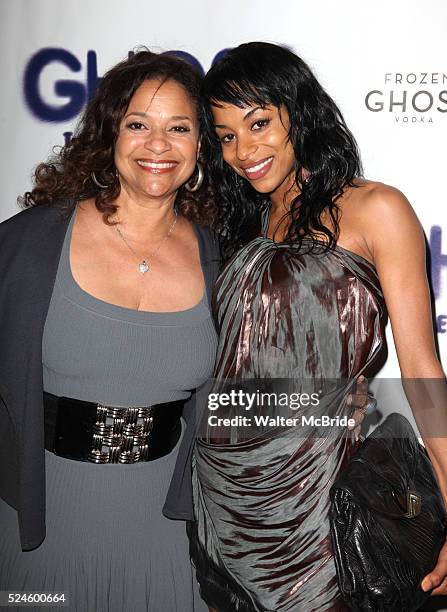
<box><xmin>214</xmin><ymin>106</ymin><xmax>265</xmax><ymax>129</ymax></box>
<box><xmin>124</xmin><ymin>111</ymin><xmax>193</xmax><ymax>121</ymax></box>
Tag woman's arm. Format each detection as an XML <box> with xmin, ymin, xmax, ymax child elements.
<box><xmin>361</xmin><ymin>183</ymin><xmax>447</xmax><ymax>594</ymax></box>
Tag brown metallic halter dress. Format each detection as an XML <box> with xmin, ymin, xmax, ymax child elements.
<box><xmin>190</xmin><ymin>225</ymin><xmax>387</xmax><ymax>612</ymax></box>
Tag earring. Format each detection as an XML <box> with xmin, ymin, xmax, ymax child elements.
<box><xmin>91</xmin><ymin>171</ymin><xmax>109</xmax><ymax>189</ymax></box>
<box><xmin>301</xmin><ymin>168</ymin><xmax>311</xmax><ymax>185</ymax></box>
<box><xmin>185</xmin><ymin>162</ymin><xmax>204</xmax><ymax>192</ymax></box>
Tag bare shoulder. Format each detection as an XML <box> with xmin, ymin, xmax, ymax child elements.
<box><xmin>345</xmin><ymin>179</ymin><xmax>419</xmax><ymax>226</ymax></box>
<box><xmin>342</xmin><ymin>179</ymin><xmax>424</xmax><ymax>244</ymax></box>
<box><xmin>334</xmin><ymin>179</ymin><xmax>425</xmax><ymax>263</ymax></box>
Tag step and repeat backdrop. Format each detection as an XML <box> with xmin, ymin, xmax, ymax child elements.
<box><xmin>1</xmin><ymin>0</ymin><xmax>446</xmax><ymax>372</ymax></box>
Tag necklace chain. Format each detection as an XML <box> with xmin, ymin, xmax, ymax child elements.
<box><xmin>114</xmin><ymin>210</ymin><xmax>178</xmax><ymax>274</ymax></box>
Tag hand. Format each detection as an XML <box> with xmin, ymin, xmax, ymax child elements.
<box><xmin>421</xmin><ymin>539</ymin><xmax>447</xmax><ymax>595</ymax></box>
<box><xmin>347</xmin><ymin>376</ymin><xmax>376</xmax><ymax>441</ymax></box>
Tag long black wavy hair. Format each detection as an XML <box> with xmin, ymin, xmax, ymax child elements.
<box><xmin>201</xmin><ymin>42</ymin><xmax>362</xmax><ymax>260</ymax></box>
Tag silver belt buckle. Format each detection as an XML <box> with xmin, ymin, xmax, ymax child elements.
<box><xmin>88</xmin><ymin>403</ymin><xmax>154</xmax><ymax>464</ymax></box>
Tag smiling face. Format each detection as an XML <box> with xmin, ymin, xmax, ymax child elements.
<box><xmin>212</xmin><ymin>102</ymin><xmax>298</xmax><ymax>206</ymax></box>
<box><xmin>114</xmin><ymin>79</ymin><xmax>200</xmax><ymax>203</ymax></box>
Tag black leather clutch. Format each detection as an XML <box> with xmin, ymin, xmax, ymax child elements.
<box><xmin>330</xmin><ymin>413</ymin><xmax>446</xmax><ymax>612</ymax></box>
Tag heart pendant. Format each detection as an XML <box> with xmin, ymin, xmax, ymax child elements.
<box><xmin>138</xmin><ymin>261</ymin><xmax>150</xmax><ymax>274</ymax></box>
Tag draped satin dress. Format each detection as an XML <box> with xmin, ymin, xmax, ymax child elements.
<box><xmin>190</xmin><ymin>228</ymin><xmax>387</xmax><ymax>612</ymax></box>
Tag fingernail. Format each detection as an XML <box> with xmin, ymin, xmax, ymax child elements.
<box><xmin>421</xmin><ymin>579</ymin><xmax>431</xmax><ymax>592</ymax></box>
<box><xmin>347</xmin><ymin>396</ymin><xmax>352</xmax><ymax>406</ymax></box>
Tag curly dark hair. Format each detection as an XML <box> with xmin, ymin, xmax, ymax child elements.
<box><xmin>201</xmin><ymin>42</ymin><xmax>363</xmax><ymax>260</ymax></box>
<box><xmin>22</xmin><ymin>50</ymin><xmax>216</xmax><ymax>226</ymax></box>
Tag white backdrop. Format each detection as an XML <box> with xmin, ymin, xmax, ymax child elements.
<box><xmin>1</xmin><ymin>0</ymin><xmax>446</xmax><ymax>373</ymax></box>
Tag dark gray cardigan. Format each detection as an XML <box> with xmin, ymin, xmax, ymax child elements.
<box><xmin>0</xmin><ymin>205</ymin><xmax>219</xmax><ymax>551</ymax></box>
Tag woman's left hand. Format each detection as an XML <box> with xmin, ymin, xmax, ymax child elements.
<box><xmin>422</xmin><ymin>539</ymin><xmax>447</xmax><ymax>595</ymax></box>
<box><xmin>347</xmin><ymin>375</ymin><xmax>375</xmax><ymax>440</ymax></box>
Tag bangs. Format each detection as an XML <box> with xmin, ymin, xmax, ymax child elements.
<box><xmin>207</xmin><ymin>79</ymin><xmax>273</xmax><ymax>110</ymax></box>
<box><xmin>202</xmin><ymin>42</ymin><xmax>299</xmax><ymax>112</ymax></box>
<box><xmin>202</xmin><ymin>50</ymin><xmax>284</xmax><ymax>110</ymax></box>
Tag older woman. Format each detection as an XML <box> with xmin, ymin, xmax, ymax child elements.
<box><xmin>0</xmin><ymin>51</ymin><xmax>218</xmax><ymax>611</ymax></box>
<box><xmin>189</xmin><ymin>42</ymin><xmax>447</xmax><ymax>612</ymax></box>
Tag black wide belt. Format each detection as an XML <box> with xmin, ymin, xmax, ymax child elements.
<box><xmin>44</xmin><ymin>392</ymin><xmax>184</xmax><ymax>464</ymax></box>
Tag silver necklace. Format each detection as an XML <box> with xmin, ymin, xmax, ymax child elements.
<box><xmin>114</xmin><ymin>211</ymin><xmax>178</xmax><ymax>274</ymax></box>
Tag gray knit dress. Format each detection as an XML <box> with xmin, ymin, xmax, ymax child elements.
<box><xmin>0</xmin><ymin>213</ymin><xmax>217</xmax><ymax>612</ymax></box>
